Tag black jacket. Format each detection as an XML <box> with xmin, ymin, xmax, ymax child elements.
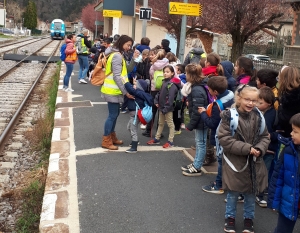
<box><xmin>136</xmin><ymin>58</ymin><xmax>151</xmax><ymax>81</ymax></box>
<box><xmin>186</xmin><ymin>82</ymin><xmax>208</xmax><ymax>131</ymax></box>
<box><xmin>154</xmin><ymin>77</ymin><xmax>181</xmax><ymax>114</ymax></box>
<box><xmin>278</xmin><ymin>86</ymin><xmax>300</xmax><ymax>137</ymax></box>
<box><xmin>265</xmin><ymin>107</ymin><xmax>278</xmax><ymax>153</ymax></box>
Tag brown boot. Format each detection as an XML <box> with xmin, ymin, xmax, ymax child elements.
<box><xmin>101</xmin><ymin>135</ymin><xmax>118</xmax><ymax>150</ymax></box>
<box><xmin>110</xmin><ymin>132</ymin><xmax>123</xmax><ymax>145</ymax></box>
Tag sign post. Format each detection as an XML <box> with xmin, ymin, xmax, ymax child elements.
<box><xmin>168</xmin><ymin>1</ymin><xmax>202</xmax><ymax>62</ymax></box>
<box><xmin>139</xmin><ymin>0</ymin><xmax>152</xmax><ymax>38</ymax></box>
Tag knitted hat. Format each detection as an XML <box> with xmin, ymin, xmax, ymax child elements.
<box><xmin>136</xmin><ymin>79</ymin><xmax>148</xmax><ymax>91</ymax></box>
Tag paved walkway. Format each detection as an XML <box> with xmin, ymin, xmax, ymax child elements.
<box><xmin>39</xmin><ymin>62</ymin><xmax>300</xmax><ymax>233</ymax></box>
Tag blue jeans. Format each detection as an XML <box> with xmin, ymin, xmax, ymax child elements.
<box><xmin>78</xmin><ymin>55</ymin><xmax>89</xmax><ymax>80</ymax></box>
<box><xmin>104</xmin><ymin>102</ymin><xmax>120</xmax><ymax>136</ymax></box>
<box><xmin>215</xmin><ymin>154</ymin><xmax>222</xmax><ymax>189</ymax></box>
<box><xmin>193</xmin><ymin>128</ymin><xmax>208</xmax><ymax>169</ymax></box>
<box><xmin>225</xmin><ymin>191</ymin><xmax>255</xmax><ymax>219</ymax></box>
<box><xmin>63</xmin><ymin>63</ymin><xmax>74</xmax><ymax>88</ymax></box>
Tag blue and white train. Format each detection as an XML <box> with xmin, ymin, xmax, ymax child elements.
<box><xmin>50</xmin><ymin>19</ymin><xmax>65</xmax><ymax>40</ymax></box>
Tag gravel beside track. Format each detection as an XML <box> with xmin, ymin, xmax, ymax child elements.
<box><xmin>0</xmin><ymin>61</ymin><xmax>17</xmax><ymax>76</ymax></box>
<box><xmin>0</xmin><ymin>39</ymin><xmax>41</xmax><ymax>54</ymax></box>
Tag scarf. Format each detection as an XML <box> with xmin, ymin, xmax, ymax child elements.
<box><xmin>202</xmin><ymin>66</ymin><xmax>218</xmax><ymax>76</ymax></box>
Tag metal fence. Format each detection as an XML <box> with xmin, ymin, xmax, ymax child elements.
<box><xmin>252</xmin><ymin>60</ymin><xmax>284</xmax><ymax>72</ymax></box>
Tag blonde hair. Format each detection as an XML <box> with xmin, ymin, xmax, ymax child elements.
<box><xmin>152</xmin><ymin>49</ymin><xmax>165</xmax><ymax>63</ymax></box>
<box><xmin>278</xmin><ymin>66</ymin><xmax>300</xmax><ymax>96</ymax></box>
<box><xmin>234</xmin><ymin>85</ymin><xmax>259</xmax><ymax>108</ymax></box>
<box><xmin>185</xmin><ymin>64</ymin><xmax>204</xmax><ymax>84</ymax></box>
<box><xmin>191</xmin><ymin>38</ymin><xmax>202</xmax><ymax>48</ymax></box>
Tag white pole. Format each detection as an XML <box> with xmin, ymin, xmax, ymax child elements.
<box><xmin>142</xmin><ymin>0</ymin><xmax>148</xmax><ymax>38</ymax></box>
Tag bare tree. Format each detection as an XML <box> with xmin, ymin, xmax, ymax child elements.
<box><xmin>6</xmin><ymin>1</ymin><xmax>24</xmax><ymax>26</ymax></box>
<box><xmin>81</xmin><ymin>3</ymin><xmax>103</xmax><ymax>34</ymax></box>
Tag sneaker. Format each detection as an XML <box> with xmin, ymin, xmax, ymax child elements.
<box><xmin>140</xmin><ymin>124</ymin><xmax>146</xmax><ymax>129</ymax></box>
<box><xmin>202</xmin><ymin>182</ymin><xmax>224</xmax><ymax>194</ymax></box>
<box><xmin>181</xmin><ymin>163</ymin><xmax>193</xmax><ymax>171</ymax></box>
<box><xmin>181</xmin><ymin>123</ymin><xmax>186</xmax><ymax>129</ymax></box>
<box><xmin>64</xmin><ymin>88</ymin><xmax>74</xmax><ymax>92</ymax></box>
<box><xmin>242</xmin><ymin>218</ymin><xmax>254</xmax><ymax>233</ymax></box>
<box><xmin>147</xmin><ymin>138</ymin><xmax>160</xmax><ymax>145</ymax></box>
<box><xmin>182</xmin><ymin>164</ymin><xmax>202</xmax><ymax>176</ymax></box>
<box><xmin>255</xmin><ymin>196</ymin><xmax>267</xmax><ymax>208</ymax></box>
<box><xmin>79</xmin><ymin>79</ymin><xmax>87</xmax><ymax>84</ymax></box>
<box><xmin>224</xmin><ymin>218</ymin><xmax>236</xmax><ymax>233</ymax></box>
<box><xmin>120</xmin><ymin>110</ymin><xmax>127</xmax><ymax>114</ymax></box>
<box><xmin>174</xmin><ymin>130</ymin><xmax>181</xmax><ymax>135</ymax></box>
<box><xmin>142</xmin><ymin>131</ymin><xmax>151</xmax><ymax>137</ymax></box>
<box><xmin>162</xmin><ymin>141</ymin><xmax>174</xmax><ymax>148</ymax></box>
<box><xmin>225</xmin><ymin>194</ymin><xmax>245</xmax><ymax>203</ymax></box>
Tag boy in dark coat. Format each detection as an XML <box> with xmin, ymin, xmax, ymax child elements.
<box><xmin>122</xmin><ymin>78</ymin><xmax>153</xmax><ymax>153</ymax></box>
<box><xmin>268</xmin><ymin>113</ymin><xmax>300</xmax><ymax>233</ymax></box>
<box><xmin>198</xmin><ymin>76</ymin><xmax>234</xmax><ymax>193</ymax></box>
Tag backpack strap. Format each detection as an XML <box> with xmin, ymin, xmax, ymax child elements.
<box><xmin>215</xmin><ymin>99</ymin><xmax>224</xmax><ymax>112</ymax></box>
<box><xmin>133</xmin><ymin>101</ymin><xmax>141</xmax><ymax>125</ymax></box>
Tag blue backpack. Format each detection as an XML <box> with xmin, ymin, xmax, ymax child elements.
<box><xmin>134</xmin><ymin>101</ymin><xmax>153</xmax><ymax>125</ymax></box>
<box><xmin>60</xmin><ymin>44</ymin><xmax>67</xmax><ymax>61</ymax></box>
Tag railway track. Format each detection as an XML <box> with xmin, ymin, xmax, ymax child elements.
<box><xmin>0</xmin><ymin>38</ymin><xmax>63</xmax><ymax>230</ymax></box>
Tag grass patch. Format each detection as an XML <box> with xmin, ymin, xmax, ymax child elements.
<box><xmin>0</xmin><ymin>33</ymin><xmax>13</xmax><ymax>38</ymax></box>
<box><xmin>14</xmin><ymin>62</ymin><xmax>61</xmax><ymax>233</ymax></box>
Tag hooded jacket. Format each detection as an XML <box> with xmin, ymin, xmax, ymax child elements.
<box><xmin>65</xmin><ymin>39</ymin><xmax>76</xmax><ymax>64</ymax></box>
<box><xmin>218</xmin><ymin>108</ymin><xmax>270</xmax><ymax>193</ymax></box>
<box><xmin>183</xmin><ymin>48</ymin><xmax>205</xmax><ymax>66</ymax></box>
<box><xmin>186</xmin><ymin>82</ymin><xmax>208</xmax><ymax>131</ymax></box>
<box><xmin>268</xmin><ymin>135</ymin><xmax>300</xmax><ymax>221</ymax></box>
<box><xmin>149</xmin><ymin>58</ymin><xmax>169</xmax><ymax>91</ymax></box>
<box><xmin>136</xmin><ymin>58</ymin><xmax>151</xmax><ymax>81</ymax></box>
<box><xmin>278</xmin><ymin>86</ymin><xmax>300</xmax><ymax>137</ymax></box>
<box><xmin>220</xmin><ymin>61</ymin><xmax>236</xmax><ymax>92</ymax></box>
<box><xmin>154</xmin><ymin>77</ymin><xmax>181</xmax><ymax>114</ymax></box>
<box><xmin>101</xmin><ymin>47</ymin><xmax>135</xmax><ymax>103</ymax></box>
<box><xmin>124</xmin><ymin>82</ymin><xmax>153</xmax><ymax>112</ymax></box>
<box><xmin>200</xmin><ymin>90</ymin><xmax>234</xmax><ymax>145</ymax></box>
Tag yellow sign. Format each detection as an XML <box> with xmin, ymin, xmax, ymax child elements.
<box><xmin>169</xmin><ymin>2</ymin><xmax>202</xmax><ymax>17</ymax></box>
<box><xmin>103</xmin><ymin>10</ymin><xmax>123</xmax><ymax>18</ymax></box>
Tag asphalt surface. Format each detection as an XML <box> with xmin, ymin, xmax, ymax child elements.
<box><xmin>71</xmin><ymin>63</ymin><xmax>300</xmax><ymax>233</ymax></box>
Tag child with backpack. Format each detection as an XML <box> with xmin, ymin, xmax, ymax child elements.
<box><xmin>234</xmin><ymin>57</ymin><xmax>257</xmax><ymax>87</ymax></box>
<box><xmin>62</xmin><ymin>34</ymin><xmax>77</xmax><ymax>92</ymax></box>
<box><xmin>255</xmin><ymin>86</ymin><xmax>278</xmax><ymax>207</ymax></box>
<box><xmin>268</xmin><ymin>113</ymin><xmax>300</xmax><ymax>233</ymax></box>
<box><xmin>198</xmin><ymin>76</ymin><xmax>234</xmax><ymax>194</ymax></box>
<box><xmin>217</xmin><ymin>85</ymin><xmax>270</xmax><ymax>233</ymax></box>
<box><xmin>143</xmin><ymin>50</ymin><xmax>169</xmax><ymax>137</ymax></box>
<box><xmin>202</xmin><ymin>52</ymin><xmax>224</xmax><ymax>166</ymax></box>
<box><xmin>147</xmin><ymin>65</ymin><xmax>181</xmax><ymax>148</ymax></box>
<box><xmin>120</xmin><ymin>77</ymin><xmax>153</xmax><ymax>153</ymax></box>
<box><xmin>181</xmin><ymin>64</ymin><xmax>209</xmax><ymax>176</ymax></box>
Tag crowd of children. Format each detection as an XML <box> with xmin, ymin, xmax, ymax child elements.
<box><xmin>92</xmin><ymin>35</ymin><xmax>300</xmax><ymax>233</ymax></box>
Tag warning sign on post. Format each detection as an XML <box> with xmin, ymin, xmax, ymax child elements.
<box><xmin>169</xmin><ymin>2</ymin><xmax>202</xmax><ymax>16</ymax></box>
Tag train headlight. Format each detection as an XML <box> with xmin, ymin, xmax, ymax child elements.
<box><xmin>50</xmin><ymin>30</ymin><xmax>54</xmax><ymax>33</ymax></box>
<box><xmin>61</xmin><ymin>31</ymin><xmax>65</xmax><ymax>33</ymax></box>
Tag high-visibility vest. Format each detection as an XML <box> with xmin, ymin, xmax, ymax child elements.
<box><xmin>101</xmin><ymin>53</ymin><xmax>129</xmax><ymax>96</ymax></box>
<box><xmin>80</xmin><ymin>38</ymin><xmax>89</xmax><ymax>54</ymax></box>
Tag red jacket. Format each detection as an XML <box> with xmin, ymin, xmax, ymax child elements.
<box><xmin>65</xmin><ymin>39</ymin><xmax>76</xmax><ymax>64</ymax></box>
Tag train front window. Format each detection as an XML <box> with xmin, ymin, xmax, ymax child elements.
<box><xmin>54</xmin><ymin>23</ymin><xmax>62</xmax><ymax>30</ymax></box>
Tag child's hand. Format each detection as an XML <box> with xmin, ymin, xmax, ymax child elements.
<box><xmin>250</xmin><ymin>147</ymin><xmax>261</xmax><ymax>157</ymax></box>
<box><xmin>126</xmin><ymin>93</ymin><xmax>135</xmax><ymax>99</ymax></box>
<box><xmin>133</xmin><ymin>77</ymin><xmax>137</xmax><ymax>85</ymax></box>
<box><xmin>155</xmin><ymin>104</ymin><xmax>159</xmax><ymax>107</ymax></box>
<box><xmin>186</xmin><ymin>101</ymin><xmax>189</xmax><ymax>106</ymax></box>
<box><xmin>198</xmin><ymin>107</ymin><xmax>206</xmax><ymax>113</ymax></box>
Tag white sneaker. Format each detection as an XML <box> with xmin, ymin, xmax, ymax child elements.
<box><xmin>140</xmin><ymin>124</ymin><xmax>146</xmax><ymax>129</ymax></box>
<box><xmin>181</xmin><ymin>123</ymin><xmax>185</xmax><ymax>129</ymax></box>
<box><xmin>80</xmin><ymin>79</ymin><xmax>87</xmax><ymax>84</ymax></box>
<box><xmin>65</xmin><ymin>88</ymin><xmax>74</xmax><ymax>92</ymax></box>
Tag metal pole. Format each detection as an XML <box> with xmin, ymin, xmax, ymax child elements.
<box><xmin>132</xmin><ymin>0</ymin><xmax>136</xmax><ymax>40</ymax></box>
<box><xmin>178</xmin><ymin>0</ymin><xmax>188</xmax><ymax>62</ymax></box>
<box><xmin>142</xmin><ymin>0</ymin><xmax>148</xmax><ymax>38</ymax></box>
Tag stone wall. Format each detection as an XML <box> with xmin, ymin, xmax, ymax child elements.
<box><xmin>283</xmin><ymin>45</ymin><xmax>300</xmax><ymax>67</ymax></box>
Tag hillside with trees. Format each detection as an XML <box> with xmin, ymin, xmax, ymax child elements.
<box><xmin>12</xmin><ymin>0</ymin><xmax>96</xmax><ymax>22</ymax></box>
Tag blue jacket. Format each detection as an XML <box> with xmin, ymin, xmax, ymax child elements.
<box><xmin>200</xmin><ymin>90</ymin><xmax>234</xmax><ymax>145</ymax></box>
<box><xmin>268</xmin><ymin>135</ymin><xmax>300</xmax><ymax>221</ymax></box>
<box><xmin>220</xmin><ymin>61</ymin><xmax>236</xmax><ymax>93</ymax></box>
<box><xmin>124</xmin><ymin>83</ymin><xmax>153</xmax><ymax>111</ymax></box>
<box><xmin>264</xmin><ymin>107</ymin><xmax>278</xmax><ymax>153</ymax></box>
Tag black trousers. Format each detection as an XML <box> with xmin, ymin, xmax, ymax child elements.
<box><xmin>146</xmin><ymin>91</ymin><xmax>159</xmax><ymax>135</ymax></box>
<box><xmin>273</xmin><ymin>212</ymin><xmax>297</xmax><ymax>233</ymax></box>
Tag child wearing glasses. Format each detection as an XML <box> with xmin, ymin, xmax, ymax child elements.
<box><xmin>218</xmin><ymin>85</ymin><xmax>270</xmax><ymax>233</ymax></box>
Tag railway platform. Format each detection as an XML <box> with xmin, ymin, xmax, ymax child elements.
<box><xmin>39</xmin><ymin>63</ymin><xmax>300</xmax><ymax>233</ymax></box>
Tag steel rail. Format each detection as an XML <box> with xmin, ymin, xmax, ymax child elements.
<box><xmin>0</xmin><ymin>41</ymin><xmax>62</xmax><ymax>148</ymax></box>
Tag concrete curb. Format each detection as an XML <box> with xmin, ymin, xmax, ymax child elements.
<box><xmin>39</xmin><ymin>63</ymin><xmax>79</xmax><ymax>233</ymax></box>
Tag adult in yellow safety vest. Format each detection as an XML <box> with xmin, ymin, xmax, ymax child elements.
<box><xmin>101</xmin><ymin>35</ymin><xmax>138</xmax><ymax>150</ymax></box>
<box><xmin>183</xmin><ymin>38</ymin><xmax>206</xmax><ymax>67</ymax></box>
